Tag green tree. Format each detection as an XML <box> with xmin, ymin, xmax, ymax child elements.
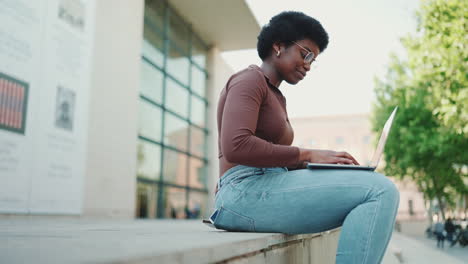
<box><xmin>372</xmin><ymin>0</ymin><xmax>468</xmax><ymax>220</ymax></box>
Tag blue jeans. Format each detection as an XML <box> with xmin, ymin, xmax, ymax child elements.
<box><xmin>211</xmin><ymin>165</ymin><xmax>400</xmax><ymax>264</ymax></box>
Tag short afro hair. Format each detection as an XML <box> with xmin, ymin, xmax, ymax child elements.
<box><xmin>257</xmin><ymin>11</ymin><xmax>329</xmax><ymax>61</ymax></box>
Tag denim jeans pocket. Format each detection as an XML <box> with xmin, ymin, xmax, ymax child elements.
<box><xmin>229</xmin><ymin>168</ymin><xmax>263</xmax><ymax>188</ymax></box>
<box><xmin>213</xmin><ymin>206</ymin><xmax>255</xmax><ymax>232</ymax></box>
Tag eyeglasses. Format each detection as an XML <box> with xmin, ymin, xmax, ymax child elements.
<box><xmin>292</xmin><ymin>41</ymin><xmax>316</xmax><ymax>64</ymax></box>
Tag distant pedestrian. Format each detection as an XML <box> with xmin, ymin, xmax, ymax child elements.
<box><xmin>434</xmin><ymin>221</ymin><xmax>445</xmax><ymax>248</ymax></box>
<box><xmin>444</xmin><ymin>218</ymin><xmax>455</xmax><ymax>243</ymax></box>
<box><xmin>170</xmin><ymin>206</ymin><xmax>177</xmax><ymax>218</ymax></box>
<box><xmin>395</xmin><ymin>220</ymin><xmax>401</xmax><ymax>232</ymax></box>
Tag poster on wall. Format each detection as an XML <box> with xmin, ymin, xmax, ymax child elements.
<box><xmin>0</xmin><ymin>0</ymin><xmax>95</xmax><ymax>214</ymax></box>
<box><xmin>0</xmin><ymin>73</ymin><xmax>29</xmax><ymax>135</ymax></box>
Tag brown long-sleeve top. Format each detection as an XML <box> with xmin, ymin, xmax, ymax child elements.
<box><xmin>217</xmin><ymin>65</ymin><xmax>301</xmax><ymax>177</ymax></box>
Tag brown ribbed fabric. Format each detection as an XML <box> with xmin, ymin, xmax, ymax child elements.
<box><xmin>217</xmin><ymin>65</ymin><xmax>300</xmax><ymax>178</ymax></box>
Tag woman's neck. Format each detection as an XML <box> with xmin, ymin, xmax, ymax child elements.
<box><xmin>260</xmin><ymin>61</ymin><xmax>282</xmax><ymax>87</ymax></box>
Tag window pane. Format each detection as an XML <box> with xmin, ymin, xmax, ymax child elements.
<box><xmin>167</xmin><ymin>45</ymin><xmax>189</xmax><ymax>85</ymax></box>
<box><xmin>145</xmin><ymin>0</ymin><xmax>165</xmax><ymax>31</ymax></box>
<box><xmin>140</xmin><ymin>60</ymin><xmax>163</xmax><ymax>103</ymax></box>
<box><xmin>137</xmin><ymin>140</ymin><xmax>161</xmax><ymax>180</ymax></box>
<box><xmin>166</xmin><ymin>79</ymin><xmax>189</xmax><ymax>118</ymax></box>
<box><xmin>163</xmin><ymin>148</ymin><xmax>187</xmax><ymax>185</ymax></box>
<box><xmin>142</xmin><ymin>12</ymin><xmax>164</xmax><ymax>67</ymax></box>
<box><xmin>169</xmin><ymin>12</ymin><xmax>189</xmax><ymax>54</ymax></box>
<box><xmin>191</xmin><ymin>66</ymin><xmax>206</xmax><ymax>97</ymax></box>
<box><xmin>191</xmin><ymin>96</ymin><xmax>206</xmax><ymax>128</ymax></box>
<box><xmin>136</xmin><ymin>182</ymin><xmax>158</xmax><ymax>218</ymax></box>
<box><xmin>142</xmin><ymin>38</ymin><xmax>164</xmax><ymax>67</ymax></box>
<box><xmin>188</xmin><ymin>191</ymin><xmax>207</xmax><ymax>219</ymax></box>
<box><xmin>190</xmin><ymin>126</ymin><xmax>206</xmax><ymax>158</ymax></box>
<box><xmin>163</xmin><ymin>187</ymin><xmax>186</xmax><ymax>219</ymax></box>
<box><xmin>164</xmin><ymin>112</ymin><xmax>188</xmax><ymax>151</ymax></box>
<box><xmin>188</xmin><ymin>157</ymin><xmax>207</xmax><ymax>189</ymax></box>
<box><xmin>192</xmin><ymin>36</ymin><xmax>207</xmax><ymax>68</ymax></box>
<box><xmin>138</xmin><ymin>101</ymin><xmax>162</xmax><ymax>142</ymax></box>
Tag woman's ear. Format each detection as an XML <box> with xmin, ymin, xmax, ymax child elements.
<box><xmin>273</xmin><ymin>42</ymin><xmax>282</xmax><ymax>57</ymax></box>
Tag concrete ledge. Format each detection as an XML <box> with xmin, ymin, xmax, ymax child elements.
<box><xmin>146</xmin><ymin>227</ymin><xmax>340</xmax><ymax>264</ymax></box>
<box><xmin>0</xmin><ymin>218</ymin><xmax>340</xmax><ymax>264</ymax></box>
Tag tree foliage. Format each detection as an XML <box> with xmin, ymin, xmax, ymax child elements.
<box><xmin>372</xmin><ymin>0</ymin><xmax>468</xmax><ymax>218</ymax></box>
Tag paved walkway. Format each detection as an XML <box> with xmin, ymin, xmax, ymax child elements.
<box><xmin>385</xmin><ymin>232</ymin><xmax>466</xmax><ymax>264</ymax></box>
<box><xmin>407</xmin><ymin>233</ymin><xmax>468</xmax><ymax>263</ymax></box>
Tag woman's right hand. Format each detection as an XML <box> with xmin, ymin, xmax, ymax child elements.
<box><xmin>299</xmin><ymin>148</ymin><xmax>360</xmax><ymax>165</ymax></box>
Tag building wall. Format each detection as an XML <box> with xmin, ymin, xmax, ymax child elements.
<box><xmin>84</xmin><ymin>0</ymin><xmax>144</xmax><ymax>218</ymax></box>
<box><xmin>0</xmin><ymin>0</ymin><xmax>96</xmax><ymax>216</ymax></box>
<box><xmin>292</xmin><ymin>114</ymin><xmax>374</xmax><ymax>166</ymax></box>
<box><xmin>393</xmin><ymin>178</ymin><xmax>427</xmax><ymax>221</ymax></box>
<box><xmin>205</xmin><ymin>47</ymin><xmax>235</xmax><ymax>217</ymax></box>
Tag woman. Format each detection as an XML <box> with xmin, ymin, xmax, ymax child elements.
<box><xmin>212</xmin><ymin>11</ymin><xmax>399</xmax><ymax>264</ymax></box>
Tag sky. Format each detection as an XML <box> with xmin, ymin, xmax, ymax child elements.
<box><xmin>221</xmin><ymin>0</ymin><xmax>421</xmax><ymax>118</ymax></box>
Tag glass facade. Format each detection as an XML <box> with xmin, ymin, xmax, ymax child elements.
<box><xmin>136</xmin><ymin>0</ymin><xmax>209</xmax><ymax>219</ymax></box>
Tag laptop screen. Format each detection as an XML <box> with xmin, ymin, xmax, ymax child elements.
<box><xmin>370</xmin><ymin>107</ymin><xmax>398</xmax><ymax>168</ymax></box>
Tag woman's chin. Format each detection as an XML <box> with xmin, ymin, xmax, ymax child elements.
<box><xmin>285</xmin><ymin>77</ymin><xmax>301</xmax><ymax>85</ymax></box>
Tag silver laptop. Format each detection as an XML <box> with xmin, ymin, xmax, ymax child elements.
<box><xmin>307</xmin><ymin>106</ymin><xmax>398</xmax><ymax>171</ymax></box>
